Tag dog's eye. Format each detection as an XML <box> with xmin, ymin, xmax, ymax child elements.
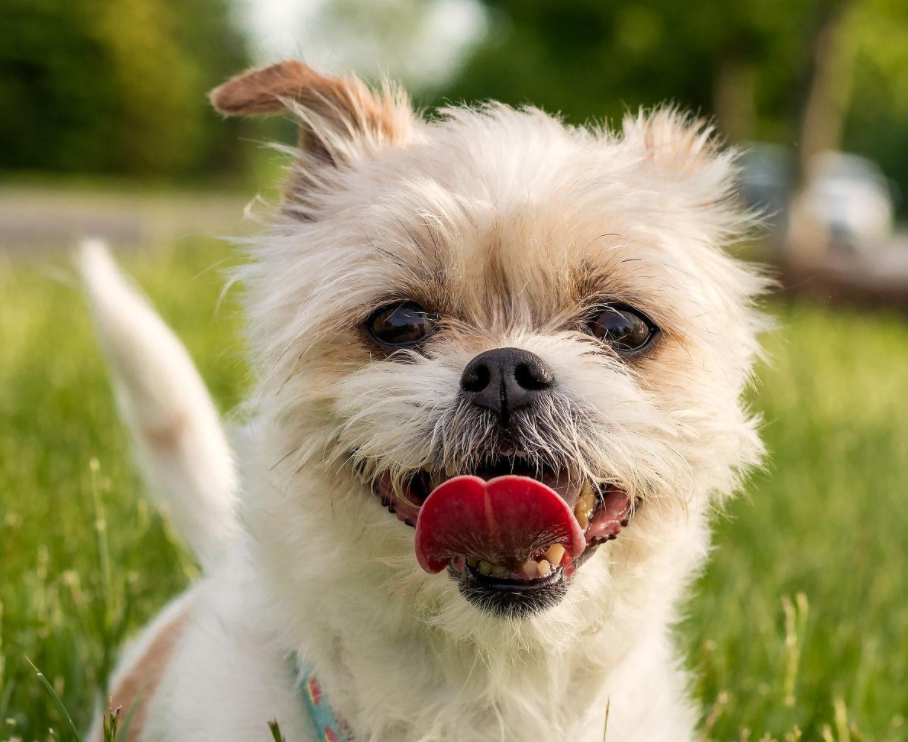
<box><xmin>366</xmin><ymin>301</ymin><xmax>436</xmax><ymax>347</ymax></box>
<box><xmin>587</xmin><ymin>304</ymin><xmax>657</xmax><ymax>353</ymax></box>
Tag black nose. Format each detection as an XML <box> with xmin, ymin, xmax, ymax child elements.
<box><xmin>460</xmin><ymin>347</ymin><xmax>555</xmax><ymax>425</ymax></box>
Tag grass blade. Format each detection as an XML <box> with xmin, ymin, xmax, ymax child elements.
<box><xmin>268</xmin><ymin>719</ymin><xmax>288</xmax><ymax>742</ymax></box>
<box><xmin>26</xmin><ymin>657</ymin><xmax>83</xmax><ymax>742</ymax></box>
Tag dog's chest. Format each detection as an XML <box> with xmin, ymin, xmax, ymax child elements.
<box><xmin>320</xmin><ymin>655</ymin><xmax>609</xmax><ymax>742</ymax></box>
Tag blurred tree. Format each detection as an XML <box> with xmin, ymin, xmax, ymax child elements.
<box><xmin>441</xmin><ymin>0</ymin><xmax>829</xmax><ymax>138</ymax></box>
<box><xmin>793</xmin><ymin>0</ymin><xmax>858</xmax><ymax>182</ymax></box>
<box><xmin>845</xmin><ymin>0</ymin><xmax>908</xmax><ymax>206</ymax></box>
<box><xmin>442</xmin><ymin>0</ymin><xmax>908</xmax><ymax>214</ymax></box>
<box><xmin>0</xmin><ymin>0</ymin><xmax>250</xmax><ymax>178</ymax></box>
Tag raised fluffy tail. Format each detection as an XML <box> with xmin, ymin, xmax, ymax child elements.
<box><xmin>79</xmin><ymin>240</ymin><xmax>239</xmax><ymax>572</ymax></box>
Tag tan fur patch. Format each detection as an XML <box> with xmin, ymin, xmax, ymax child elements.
<box><xmin>103</xmin><ymin>608</ymin><xmax>190</xmax><ymax>741</ymax></box>
<box><xmin>141</xmin><ymin>413</ymin><xmax>187</xmax><ymax>454</ymax></box>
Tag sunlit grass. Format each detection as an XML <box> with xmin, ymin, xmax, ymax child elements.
<box><xmin>0</xmin><ymin>240</ymin><xmax>246</xmax><ymax>739</ymax></box>
<box><xmin>689</xmin><ymin>301</ymin><xmax>908</xmax><ymax>741</ymax></box>
<box><xmin>1</xmin><ymin>242</ymin><xmax>907</xmax><ymax>740</ymax></box>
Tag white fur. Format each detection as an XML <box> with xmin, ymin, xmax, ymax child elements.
<box><xmin>86</xmin><ymin>68</ymin><xmax>768</xmax><ymax>742</ymax></box>
<box><xmin>80</xmin><ymin>240</ymin><xmax>238</xmax><ymax>571</ymax></box>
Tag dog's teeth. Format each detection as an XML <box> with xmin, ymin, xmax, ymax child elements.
<box><xmin>445</xmin><ymin>463</ymin><xmax>456</xmax><ymax>477</ymax></box>
<box><xmin>537</xmin><ymin>559</ymin><xmax>552</xmax><ymax>577</ymax></box>
<box><xmin>467</xmin><ymin>557</ymin><xmax>479</xmax><ymax>568</ymax></box>
<box><xmin>544</xmin><ymin>544</ymin><xmax>565</xmax><ymax>566</ymax></box>
<box><xmin>491</xmin><ymin>564</ymin><xmax>507</xmax><ymax>577</ymax></box>
<box><xmin>478</xmin><ymin>560</ymin><xmax>493</xmax><ymax>576</ymax></box>
<box><xmin>522</xmin><ymin>559</ymin><xmax>538</xmax><ymax>578</ymax></box>
<box><xmin>574</xmin><ymin>481</ymin><xmax>595</xmax><ymax>530</ymax></box>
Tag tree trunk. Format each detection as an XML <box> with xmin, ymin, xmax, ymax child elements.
<box><xmin>787</xmin><ymin>0</ymin><xmax>858</xmax><ymax>263</ymax></box>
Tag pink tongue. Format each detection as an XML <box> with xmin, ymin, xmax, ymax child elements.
<box><xmin>414</xmin><ymin>475</ymin><xmax>587</xmax><ymax>574</ymax></box>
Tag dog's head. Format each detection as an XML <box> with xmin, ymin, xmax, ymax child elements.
<box><xmin>214</xmin><ymin>61</ymin><xmax>766</xmax><ymax>649</ymax></box>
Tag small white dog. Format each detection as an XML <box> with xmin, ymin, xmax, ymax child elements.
<box><xmin>83</xmin><ymin>60</ymin><xmax>767</xmax><ymax>741</ymax></box>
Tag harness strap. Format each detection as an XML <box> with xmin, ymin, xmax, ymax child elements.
<box><xmin>298</xmin><ymin>660</ymin><xmax>354</xmax><ymax>742</ymax></box>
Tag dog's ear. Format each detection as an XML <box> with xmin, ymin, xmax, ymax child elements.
<box><xmin>622</xmin><ymin>108</ymin><xmax>729</xmax><ymax>181</ymax></box>
<box><xmin>622</xmin><ymin>108</ymin><xmax>756</xmax><ymax>253</ymax></box>
<box><xmin>211</xmin><ymin>60</ymin><xmax>414</xmax><ymax>198</ymax></box>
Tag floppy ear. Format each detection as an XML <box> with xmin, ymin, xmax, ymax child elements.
<box><xmin>210</xmin><ymin>61</ymin><xmax>415</xmax><ymax>209</ymax></box>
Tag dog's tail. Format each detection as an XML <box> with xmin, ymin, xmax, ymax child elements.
<box><xmin>79</xmin><ymin>240</ymin><xmax>239</xmax><ymax>572</ymax></box>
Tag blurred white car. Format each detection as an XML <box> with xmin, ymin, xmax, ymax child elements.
<box><xmin>803</xmin><ymin>152</ymin><xmax>894</xmax><ymax>250</ymax></box>
<box><xmin>739</xmin><ymin>144</ymin><xmax>896</xmax><ymax>252</ymax></box>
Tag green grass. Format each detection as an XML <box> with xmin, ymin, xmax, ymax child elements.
<box><xmin>1</xmin><ymin>241</ymin><xmax>907</xmax><ymax>741</ymax></box>
<box><xmin>0</xmin><ymin>240</ymin><xmax>247</xmax><ymax>740</ymax></box>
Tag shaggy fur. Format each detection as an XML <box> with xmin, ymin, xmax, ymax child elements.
<box><xmin>85</xmin><ymin>61</ymin><xmax>768</xmax><ymax>741</ymax></box>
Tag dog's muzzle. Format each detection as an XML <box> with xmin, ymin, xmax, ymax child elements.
<box><xmin>370</xmin><ymin>347</ymin><xmax>640</xmax><ymax>617</ymax></box>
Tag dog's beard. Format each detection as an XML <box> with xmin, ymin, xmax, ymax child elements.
<box><xmin>351</xmin><ymin>392</ymin><xmax>622</xmax><ymax>500</ymax></box>
<box><xmin>331</xmin><ymin>341</ymin><xmax>678</xmax><ymax>492</ymax></box>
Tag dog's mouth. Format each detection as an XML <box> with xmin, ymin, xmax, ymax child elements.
<box><xmin>374</xmin><ymin>456</ymin><xmax>639</xmax><ymax>617</ymax></box>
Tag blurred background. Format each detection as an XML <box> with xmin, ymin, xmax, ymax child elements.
<box><xmin>4</xmin><ymin>0</ymin><xmax>908</xmax><ymax>275</ymax></box>
<box><xmin>1</xmin><ymin>1</ymin><xmax>907</xmax><ymax>741</ymax></box>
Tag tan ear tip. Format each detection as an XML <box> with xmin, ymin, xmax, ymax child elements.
<box><xmin>208</xmin><ymin>77</ymin><xmax>269</xmax><ymax>116</ymax></box>
<box><xmin>208</xmin><ymin>83</ymin><xmax>232</xmax><ymax>115</ymax></box>
<box><xmin>208</xmin><ymin>60</ymin><xmax>314</xmax><ymax>116</ymax></box>
<box><xmin>208</xmin><ymin>75</ymin><xmax>255</xmax><ymax>116</ymax></box>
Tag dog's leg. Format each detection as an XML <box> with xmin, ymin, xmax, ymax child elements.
<box><xmin>86</xmin><ymin>591</ymin><xmax>193</xmax><ymax>741</ymax></box>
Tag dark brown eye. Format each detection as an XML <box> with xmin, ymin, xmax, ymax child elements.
<box><xmin>587</xmin><ymin>304</ymin><xmax>657</xmax><ymax>354</ymax></box>
<box><xmin>366</xmin><ymin>301</ymin><xmax>436</xmax><ymax>347</ymax></box>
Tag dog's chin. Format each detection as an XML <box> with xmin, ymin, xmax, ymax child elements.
<box><xmin>369</xmin><ymin>454</ymin><xmax>641</xmax><ymax>619</ymax></box>
<box><xmin>448</xmin><ymin>559</ymin><xmax>569</xmax><ymax>618</ymax></box>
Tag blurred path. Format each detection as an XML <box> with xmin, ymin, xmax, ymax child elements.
<box><xmin>6</xmin><ymin>182</ymin><xmax>908</xmax><ymax>319</ymax></box>
<box><xmin>776</xmin><ymin>231</ymin><xmax>908</xmax><ymax>314</ymax></box>
<box><xmin>0</xmin><ymin>184</ymin><xmax>253</xmax><ymax>257</ymax></box>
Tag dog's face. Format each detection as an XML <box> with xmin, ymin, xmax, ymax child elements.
<box><xmin>214</xmin><ymin>62</ymin><xmax>766</xmax><ymax>648</ymax></box>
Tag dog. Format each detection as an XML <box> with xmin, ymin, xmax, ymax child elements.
<box><xmin>83</xmin><ymin>60</ymin><xmax>768</xmax><ymax>741</ymax></box>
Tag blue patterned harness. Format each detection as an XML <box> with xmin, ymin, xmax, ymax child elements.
<box><xmin>298</xmin><ymin>660</ymin><xmax>353</xmax><ymax>742</ymax></box>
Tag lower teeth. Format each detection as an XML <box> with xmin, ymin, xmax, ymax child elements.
<box><xmin>469</xmin><ymin>554</ymin><xmax>561</xmax><ymax>579</ymax></box>
<box><xmin>544</xmin><ymin>543</ymin><xmax>565</xmax><ymax>565</ymax></box>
